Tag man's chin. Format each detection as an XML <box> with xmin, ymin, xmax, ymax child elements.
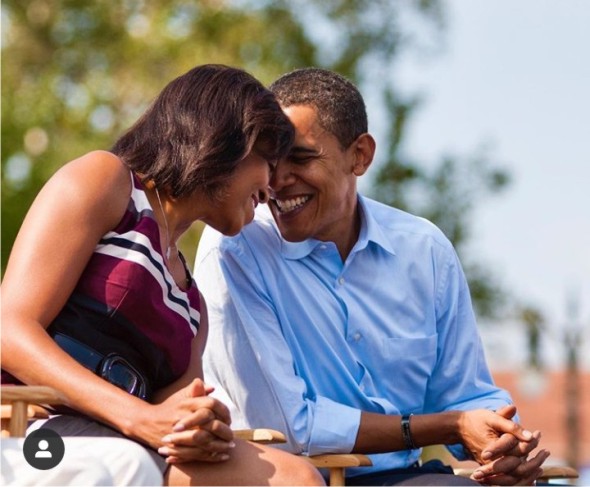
<box><xmin>275</xmin><ymin>224</ymin><xmax>309</xmax><ymax>243</ymax></box>
<box><xmin>270</xmin><ymin>206</ymin><xmax>311</xmax><ymax>242</ymax></box>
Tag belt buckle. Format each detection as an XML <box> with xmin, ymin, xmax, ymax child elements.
<box><xmin>99</xmin><ymin>354</ymin><xmax>147</xmax><ymax>400</ymax></box>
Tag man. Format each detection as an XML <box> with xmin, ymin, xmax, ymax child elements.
<box><xmin>195</xmin><ymin>68</ymin><xmax>548</xmax><ymax>485</ymax></box>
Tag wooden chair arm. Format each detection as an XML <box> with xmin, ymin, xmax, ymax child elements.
<box><xmin>1</xmin><ymin>385</ymin><xmax>67</xmax><ymax>437</ymax></box>
<box><xmin>306</xmin><ymin>453</ymin><xmax>372</xmax><ymax>486</ymax></box>
<box><xmin>1</xmin><ymin>385</ymin><xmax>67</xmax><ymax>405</ymax></box>
<box><xmin>233</xmin><ymin>427</ymin><xmax>373</xmax><ymax>486</ymax></box>
<box><xmin>233</xmin><ymin>428</ymin><xmax>286</xmax><ymax>444</ymax></box>
<box><xmin>1</xmin><ymin>404</ymin><xmax>50</xmax><ymax>420</ymax></box>
<box><xmin>454</xmin><ymin>465</ymin><xmax>579</xmax><ymax>481</ymax></box>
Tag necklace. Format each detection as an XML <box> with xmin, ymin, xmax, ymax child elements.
<box><xmin>155</xmin><ymin>188</ymin><xmax>192</xmax><ymax>288</ymax></box>
<box><xmin>154</xmin><ymin>187</ymin><xmax>191</xmax><ymax>289</ymax></box>
<box><xmin>155</xmin><ymin>187</ymin><xmax>177</xmax><ymax>261</ymax></box>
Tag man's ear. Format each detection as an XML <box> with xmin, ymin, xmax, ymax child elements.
<box><xmin>351</xmin><ymin>133</ymin><xmax>376</xmax><ymax>176</ymax></box>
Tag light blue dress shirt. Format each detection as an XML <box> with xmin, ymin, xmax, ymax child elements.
<box><xmin>195</xmin><ymin>195</ymin><xmax>514</xmax><ymax>476</ymax></box>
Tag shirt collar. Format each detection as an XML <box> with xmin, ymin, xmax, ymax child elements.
<box><xmin>278</xmin><ymin>195</ymin><xmax>396</xmax><ymax>260</ymax></box>
<box><xmin>354</xmin><ymin>195</ymin><xmax>396</xmax><ymax>256</ymax></box>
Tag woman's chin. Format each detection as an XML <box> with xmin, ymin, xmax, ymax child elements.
<box><xmin>222</xmin><ymin>219</ymin><xmax>249</xmax><ymax>236</ymax></box>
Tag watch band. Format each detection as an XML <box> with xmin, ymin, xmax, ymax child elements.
<box><xmin>401</xmin><ymin>413</ymin><xmax>417</xmax><ymax>450</ymax></box>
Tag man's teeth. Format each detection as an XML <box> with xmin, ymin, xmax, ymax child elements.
<box><xmin>275</xmin><ymin>196</ymin><xmax>310</xmax><ymax>213</ymax></box>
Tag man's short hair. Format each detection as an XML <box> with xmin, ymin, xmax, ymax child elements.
<box><xmin>269</xmin><ymin>67</ymin><xmax>368</xmax><ymax>149</ymax></box>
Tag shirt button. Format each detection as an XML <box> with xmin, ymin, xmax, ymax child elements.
<box><xmin>338</xmin><ymin>277</ymin><xmax>345</xmax><ymax>285</ymax></box>
<box><xmin>353</xmin><ymin>332</ymin><xmax>362</xmax><ymax>342</ymax></box>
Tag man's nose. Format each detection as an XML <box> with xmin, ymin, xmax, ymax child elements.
<box><xmin>269</xmin><ymin>161</ymin><xmax>294</xmax><ymax>191</ymax></box>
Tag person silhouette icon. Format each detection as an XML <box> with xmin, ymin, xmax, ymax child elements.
<box><xmin>34</xmin><ymin>439</ymin><xmax>52</xmax><ymax>458</ymax></box>
<box><xmin>23</xmin><ymin>428</ymin><xmax>64</xmax><ymax>469</ymax></box>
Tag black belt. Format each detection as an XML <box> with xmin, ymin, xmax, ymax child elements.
<box><xmin>53</xmin><ymin>333</ymin><xmax>149</xmax><ymax>400</ymax></box>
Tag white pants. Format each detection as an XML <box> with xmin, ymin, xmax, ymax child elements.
<box><xmin>1</xmin><ymin>436</ymin><xmax>163</xmax><ymax>486</ymax></box>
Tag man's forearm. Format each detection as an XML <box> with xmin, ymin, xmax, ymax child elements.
<box><xmin>354</xmin><ymin>410</ymin><xmax>462</xmax><ymax>454</ymax></box>
<box><xmin>354</xmin><ymin>407</ymin><xmax>535</xmax><ymax>465</ymax></box>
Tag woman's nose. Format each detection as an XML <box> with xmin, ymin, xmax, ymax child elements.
<box><xmin>258</xmin><ymin>188</ymin><xmax>270</xmax><ymax>204</ymax></box>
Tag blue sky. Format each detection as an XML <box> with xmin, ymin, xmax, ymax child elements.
<box><xmin>365</xmin><ymin>0</ymin><xmax>590</xmax><ymax>369</ymax></box>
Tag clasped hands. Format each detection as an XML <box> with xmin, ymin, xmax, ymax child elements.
<box><xmin>461</xmin><ymin>405</ymin><xmax>549</xmax><ymax>485</ymax></box>
<box><xmin>153</xmin><ymin>379</ymin><xmax>235</xmax><ymax>464</ymax></box>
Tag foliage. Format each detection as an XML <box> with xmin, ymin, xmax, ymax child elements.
<box><xmin>2</xmin><ymin>0</ymin><xmax>314</xmax><ymax>267</ymax></box>
<box><xmin>2</xmin><ymin>0</ymin><xmax>508</xmax><ymax>318</ymax></box>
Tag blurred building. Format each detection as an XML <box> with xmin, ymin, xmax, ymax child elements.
<box><xmin>492</xmin><ymin>370</ymin><xmax>589</xmax><ymax>472</ymax></box>
<box><xmin>478</xmin><ymin>317</ymin><xmax>589</xmax><ymax>483</ymax></box>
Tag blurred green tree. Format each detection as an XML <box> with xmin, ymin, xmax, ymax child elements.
<box><xmin>1</xmin><ymin>0</ymin><xmax>508</xmax><ymax>318</ymax></box>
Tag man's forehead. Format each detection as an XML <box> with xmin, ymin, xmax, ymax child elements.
<box><xmin>283</xmin><ymin>105</ymin><xmax>329</xmax><ymax>140</ymax></box>
<box><xmin>283</xmin><ymin>104</ymin><xmax>318</xmax><ymax>124</ymax></box>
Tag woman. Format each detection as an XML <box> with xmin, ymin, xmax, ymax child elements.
<box><xmin>1</xmin><ymin>64</ymin><xmax>324</xmax><ymax>486</ymax></box>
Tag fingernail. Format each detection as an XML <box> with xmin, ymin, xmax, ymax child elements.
<box><xmin>219</xmin><ymin>454</ymin><xmax>230</xmax><ymax>461</ymax></box>
<box><xmin>161</xmin><ymin>435</ymin><xmax>173</xmax><ymax>443</ymax></box>
<box><xmin>158</xmin><ymin>447</ymin><xmax>170</xmax><ymax>456</ymax></box>
<box><xmin>173</xmin><ymin>423</ymin><xmax>185</xmax><ymax>432</ymax></box>
<box><xmin>472</xmin><ymin>470</ymin><xmax>484</xmax><ymax>479</ymax></box>
<box><xmin>523</xmin><ymin>430</ymin><xmax>533</xmax><ymax>439</ymax></box>
<box><xmin>481</xmin><ymin>451</ymin><xmax>492</xmax><ymax>460</ymax></box>
<box><xmin>229</xmin><ymin>441</ymin><xmax>236</xmax><ymax>448</ymax></box>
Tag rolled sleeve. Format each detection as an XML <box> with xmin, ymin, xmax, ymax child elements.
<box><xmin>308</xmin><ymin>396</ymin><xmax>361</xmax><ymax>455</ymax></box>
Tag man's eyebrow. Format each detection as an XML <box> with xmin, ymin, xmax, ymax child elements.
<box><xmin>289</xmin><ymin>146</ymin><xmax>319</xmax><ymax>156</ymax></box>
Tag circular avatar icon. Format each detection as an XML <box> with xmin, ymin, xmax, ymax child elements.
<box><xmin>22</xmin><ymin>428</ymin><xmax>65</xmax><ymax>470</ymax></box>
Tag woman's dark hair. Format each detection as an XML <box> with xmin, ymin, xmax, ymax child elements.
<box><xmin>112</xmin><ymin>64</ymin><xmax>294</xmax><ymax>198</ymax></box>
<box><xmin>269</xmin><ymin>67</ymin><xmax>367</xmax><ymax>150</ymax></box>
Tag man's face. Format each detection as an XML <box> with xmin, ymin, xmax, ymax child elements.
<box><xmin>268</xmin><ymin>104</ymin><xmax>359</xmax><ymax>247</ymax></box>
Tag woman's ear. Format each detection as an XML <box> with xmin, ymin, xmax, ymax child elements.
<box><xmin>351</xmin><ymin>133</ymin><xmax>376</xmax><ymax>176</ymax></box>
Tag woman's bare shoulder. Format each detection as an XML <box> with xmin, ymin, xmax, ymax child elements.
<box><xmin>59</xmin><ymin>150</ymin><xmax>129</xmax><ymax>182</ymax></box>
<box><xmin>42</xmin><ymin>150</ymin><xmax>134</xmax><ymax>228</ymax></box>
<box><xmin>51</xmin><ymin>150</ymin><xmax>129</xmax><ymax>192</ymax></box>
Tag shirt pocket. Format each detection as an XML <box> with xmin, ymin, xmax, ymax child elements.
<box><xmin>380</xmin><ymin>335</ymin><xmax>438</xmax><ymax>411</ymax></box>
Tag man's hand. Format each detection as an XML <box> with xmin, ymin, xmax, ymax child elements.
<box><xmin>471</xmin><ymin>447</ymin><xmax>550</xmax><ymax>485</ymax></box>
<box><xmin>480</xmin><ymin>406</ymin><xmax>539</xmax><ymax>461</ymax></box>
<box><xmin>468</xmin><ymin>405</ymin><xmax>549</xmax><ymax>485</ymax></box>
<box><xmin>458</xmin><ymin>406</ymin><xmax>536</xmax><ymax>464</ymax></box>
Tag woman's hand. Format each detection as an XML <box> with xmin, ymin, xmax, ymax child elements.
<box><xmin>131</xmin><ymin>378</ymin><xmax>235</xmax><ymax>463</ymax></box>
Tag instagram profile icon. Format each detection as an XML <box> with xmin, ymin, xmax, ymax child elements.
<box><xmin>23</xmin><ymin>428</ymin><xmax>65</xmax><ymax>470</ymax></box>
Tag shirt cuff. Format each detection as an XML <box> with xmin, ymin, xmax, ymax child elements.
<box><xmin>307</xmin><ymin>396</ymin><xmax>361</xmax><ymax>456</ymax></box>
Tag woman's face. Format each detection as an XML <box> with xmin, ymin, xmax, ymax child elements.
<box><xmin>202</xmin><ymin>149</ymin><xmax>274</xmax><ymax>236</ymax></box>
